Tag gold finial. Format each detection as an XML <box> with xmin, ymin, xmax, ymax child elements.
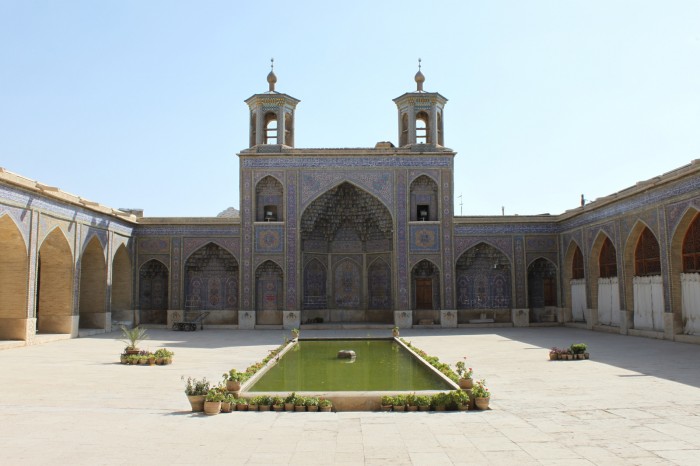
<box><xmin>267</xmin><ymin>57</ymin><xmax>277</xmax><ymax>92</ymax></box>
<box><xmin>415</xmin><ymin>58</ymin><xmax>425</xmax><ymax>91</ymax></box>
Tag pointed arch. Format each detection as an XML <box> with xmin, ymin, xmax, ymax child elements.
<box><xmin>333</xmin><ymin>257</ymin><xmax>362</xmax><ymax>309</ymax></box>
<box><xmin>37</xmin><ymin>227</ymin><xmax>74</xmax><ymax>334</ymax></box>
<box><xmin>589</xmin><ymin>232</ymin><xmax>620</xmax><ymax>327</ymax></box>
<box><xmin>671</xmin><ymin>208</ymin><xmax>700</xmax><ymax>333</ymax></box>
<box><xmin>284</xmin><ymin>111</ymin><xmax>294</xmax><ymax>147</ymax></box>
<box><xmin>249</xmin><ymin>110</ymin><xmax>257</xmax><ymax>147</ymax></box>
<box><xmin>256</xmin><ymin>175</ymin><xmax>284</xmax><ymax>222</ymax></box>
<box><xmin>263</xmin><ymin>111</ymin><xmax>278</xmax><ymax>144</ymax></box>
<box><xmin>303</xmin><ymin>258</ymin><xmax>327</xmax><ymax>310</ymax></box>
<box><xmin>0</xmin><ymin>215</ymin><xmax>29</xmax><ymax>339</ymax></box>
<box><xmin>455</xmin><ymin>242</ymin><xmax>511</xmax><ymax>310</ymax></box>
<box><xmin>409</xmin><ymin>174</ymin><xmax>439</xmax><ymax>221</ymax></box>
<box><xmin>138</xmin><ymin>259</ymin><xmax>169</xmax><ymax>324</ymax></box>
<box><xmin>184</xmin><ymin>242</ymin><xmax>238</xmax><ymax>311</ymax></box>
<box><xmin>255</xmin><ymin>260</ymin><xmax>283</xmax><ymax>324</ymax></box>
<box><xmin>111</xmin><ymin>244</ymin><xmax>132</xmax><ymax>319</ymax></box>
<box><xmin>367</xmin><ymin>257</ymin><xmax>392</xmax><ymax>310</ymax></box>
<box><xmin>527</xmin><ymin>257</ymin><xmax>558</xmax><ymax>322</ymax></box>
<box><xmin>78</xmin><ymin>235</ymin><xmax>107</xmax><ymax>328</ymax></box>
<box><xmin>411</xmin><ymin>259</ymin><xmax>441</xmax><ymax>317</ymax></box>
<box><xmin>400</xmin><ymin>112</ymin><xmax>409</xmax><ymax>146</ymax></box>
<box><xmin>625</xmin><ymin>222</ymin><xmax>664</xmax><ymax>331</ymax></box>
<box><xmin>563</xmin><ymin>241</ymin><xmax>586</xmax><ymax>322</ymax></box>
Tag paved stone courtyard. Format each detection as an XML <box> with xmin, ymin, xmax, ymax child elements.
<box><xmin>1</xmin><ymin>327</ymin><xmax>700</xmax><ymax>465</ymax></box>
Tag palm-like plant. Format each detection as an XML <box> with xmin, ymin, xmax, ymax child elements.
<box><xmin>120</xmin><ymin>325</ymin><xmax>149</xmax><ymax>351</ymax></box>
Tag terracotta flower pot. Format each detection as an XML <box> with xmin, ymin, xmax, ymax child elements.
<box><xmin>307</xmin><ymin>405</ymin><xmax>319</xmax><ymax>412</ymax></box>
<box><xmin>187</xmin><ymin>395</ymin><xmax>205</xmax><ymax>412</ymax></box>
<box><xmin>203</xmin><ymin>401</ymin><xmax>221</xmax><ymax>415</ymax></box>
<box><xmin>221</xmin><ymin>401</ymin><xmax>232</xmax><ymax>413</ymax></box>
<box><xmin>259</xmin><ymin>404</ymin><xmax>271</xmax><ymax>411</ymax></box>
<box><xmin>475</xmin><ymin>397</ymin><xmax>490</xmax><ymax>410</ymax></box>
<box><xmin>248</xmin><ymin>404</ymin><xmax>258</xmax><ymax>412</ymax></box>
<box><xmin>295</xmin><ymin>405</ymin><xmax>306</xmax><ymax>412</ymax></box>
<box><xmin>459</xmin><ymin>378</ymin><xmax>473</xmax><ymax>389</ymax></box>
<box><xmin>272</xmin><ymin>404</ymin><xmax>284</xmax><ymax>412</ymax></box>
<box><xmin>320</xmin><ymin>406</ymin><xmax>332</xmax><ymax>412</ymax></box>
<box><xmin>226</xmin><ymin>380</ymin><xmax>241</xmax><ymax>392</ymax></box>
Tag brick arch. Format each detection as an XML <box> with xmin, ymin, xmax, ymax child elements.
<box><xmin>588</xmin><ymin>231</ymin><xmax>617</xmax><ymax>315</ymax></box>
<box><xmin>563</xmin><ymin>240</ymin><xmax>585</xmax><ymax>319</ymax></box>
<box><xmin>37</xmin><ymin>227</ymin><xmax>74</xmax><ymax>334</ymax></box>
<box><xmin>79</xmin><ymin>235</ymin><xmax>107</xmax><ymax>329</ymax></box>
<box><xmin>111</xmin><ymin>244</ymin><xmax>133</xmax><ymax>316</ymax></box>
<box><xmin>623</xmin><ymin>220</ymin><xmax>659</xmax><ymax>312</ymax></box>
<box><xmin>0</xmin><ymin>215</ymin><xmax>29</xmax><ymax>339</ymax></box>
<box><xmin>670</xmin><ymin>207</ymin><xmax>700</xmax><ymax>315</ymax></box>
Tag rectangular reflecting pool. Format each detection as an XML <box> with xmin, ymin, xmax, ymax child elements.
<box><xmin>247</xmin><ymin>338</ymin><xmax>455</xmax><ymax>392</ymax></box>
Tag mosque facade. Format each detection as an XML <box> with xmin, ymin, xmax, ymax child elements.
<box><xmin>1</xmin><ymin>68</ymin><xmax>700</xmax><ymax>346</ymax></box>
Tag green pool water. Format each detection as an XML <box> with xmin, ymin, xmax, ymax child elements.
<box><xmin>247</xmin><ymin>339</ymin><xmax>454</xmax><ymax>391</ymax></box>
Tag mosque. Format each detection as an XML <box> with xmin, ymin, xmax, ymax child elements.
<box><xmin>1</xmin><ymin>66</ymin><xmax>699</xmax><ymax>346</ymax></box>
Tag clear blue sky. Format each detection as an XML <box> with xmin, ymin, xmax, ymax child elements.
<box><xmin>1</xmin><ymin>1</ymin><xmax>699</xmax><ymax>217</ymax></box>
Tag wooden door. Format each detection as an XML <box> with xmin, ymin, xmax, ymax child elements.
<box><xmin>416</xmin><ymin>279</ymin><xmax>433</xmax><ymax>309</ymax></box>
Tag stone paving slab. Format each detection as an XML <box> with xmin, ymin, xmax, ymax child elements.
<box><xmin>1</xmin><ymin>327</ymin><xmax>700</xmax><ymax>465</ymax></box>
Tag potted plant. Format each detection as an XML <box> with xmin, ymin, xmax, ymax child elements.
<box><xmin>294</xmin><ymin>395</ymin><xmax>307</xmax><ymax>412</ymax></box>
<box><xmin>380</xmin><ymin>395</ymin><xmax>393</xmax><ymax>411</ymax></box>
<box><xmin>291</xmin><ymin>328</ymin><xmax>300</xmax><ymax>339</ymax></box>
<box><xmin>154</xmin><ymin>348</ymin><xmax>174</xmax><ymax>365</ymax></box>
<box><xmin>119</xmin><ymin>325</ymin><xmax>148</xmax><ymax>354</ymax></box>
<box><xmin>204</xmin><ymin>388</ymin><xmax>224</xmax><ymax>415</ymax></box>
<box><xmin>392</xmin><ymin>394</ymin><xmax>406</xmax><ymax>412</ymax></box>
<box><xmin>183</xmin><ymin>376</ymin><xmax>211</xmax><ymax>412</ymax></box>
<box><xmin>221</xmin><ymin>393</ymin><xmax>235</xmax><ymax>413</ymax></box>
<box><xmin>549</xmin><ymin>347</ymin><xmax>561</xmax><ymax>360</ymax></box>
<box><xmin>319</xmin><ymin>398</ymin><xmax>333</xmax><ymax>412</ymax></box>
<box><xmin>138</xmin><ymin>350</ymin><xmax>150</xmax><ymax>365</ymax></box>
<box><xmin>126</xmin><ymin>354</ymin><xmax>140</xmax><ymax>365</ymax></box>
<box><xmin>119</xmin><ymin>351</ymin><xmax>128</xmax><ymax>364</ymax></box>
<box><xmin>451</xmin><ymin>390</ymin><xmax>470</xmax><ymax>411</ymax></box>
<box><xmin>305</xmin><ymin>396</ymin><xmax>320</xmax><ymax>412</ymax></box>
<box><xmin>570</xmin><ymin>343</ymin><xmax>588</xmax><ymax>360</ymax></box>
<box><xmin>222</xmin><ymin>369</ymin><xmax>248</xmax><ymax>392</ymax></box>
<box><xmin>272</xmin><ymin>396</ymin><xmax>285</xmax><ymax>412</ymax></box>
<box><xmin>235</xmin><ymin>397</ymin><xmax>249</xmax><ymax>412</ymax></box>
<box><xmin>472</xmin><ymin>379</ymin><xmax>490</xmax><ymax>410</ymax></box>
<box><xmin>257</xmin><ymin>395</ymin><xmax>272</xmax><ymax>412</ymax></box>
<box><xmin>455</xmin><ymin>358</ymin><xmax>473</xmax><ymax>389</ymax></box>
<box><xmin>415</xmin><ymin>395</ymin><xmax>430</xmax><ymax>411</ymax></box>
<box><xmin>284</xmin><ymin>392</ymin><xmax>296</xmax><ymax>411</ymax></box>
<box><xmin>405</xmin><ymin>393</ymin><xmax>418</xmax><ymax>412</ymax></box>
<box><xmin>431</xmin><ymin>392</ymin><xmax>449</xmax><ymax>411</ymax></box>
<box><xmin>392</xmin><ymin>326</ymin><xmax>400</xmax><ymax>337</ymax></box>
<box><xmin>248</xmin><ymin>396</ymin><xmax>259</xmax><ymax>412</ymax></box>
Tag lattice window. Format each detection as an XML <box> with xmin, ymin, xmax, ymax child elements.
<box><xmin>683</xmin><ymin>213</ymin><xmax>700</xmax><ymax>272</ymax></box>
<box><xmin>599</xmin><ymin>237</ymin><xmax>617</xmax><ymax>278</ymax></box>
<box><xmin>572</xmin><ymin>246</ymin><xmax>584</xmax><ymax>279</ymax></box>
<box><xmin>635</xmin><ymin>227</ymin><xmax>661</xmax><ymax>276</ymax></box>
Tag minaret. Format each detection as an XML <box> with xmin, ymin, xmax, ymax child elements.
<box><xmin>393</xmin><ymin>59</ymin><xmax>447</xmax><ymax>146</ymax></box>
<box><xmin>244</xmin><ymin>59</ymin><xmax>300</xmax><ymax>147</ymax></box>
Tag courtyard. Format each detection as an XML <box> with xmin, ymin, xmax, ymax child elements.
<box><xmin>1</xmin><ymin>327</ymin><xmax>700</xmax><ymax>465</ymax></box>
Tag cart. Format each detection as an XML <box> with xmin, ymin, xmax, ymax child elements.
<box><xmin>172</xmin><ymin>297</ymin><xmax>209</xmax><ymax>331</ymax></box>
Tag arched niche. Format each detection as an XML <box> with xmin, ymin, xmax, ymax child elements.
<box><xmin>303</xmin><ymin>258</ymin><xmax>327</xmax><ymax>310</ymax></box>
<box><xmin>256</xmin><ymin>176</ymin><xmax>284</xmax><ymax>222</ymax></box>
<box><xmin>409</xmin><ymin>175</ymin><xmax>438</xmax><ymax>222</ymax></box>
<box><xmin>455</xmin><ymin>243</ymin><xmax>511</xmax><ymax>312</ymax></box>
<box><xmin>111</xmin><ymin>244</ymin><xmax>133</xmax><ymax>322</ymax></box>
<box><xmin>37</xmin><ymin>228</ymin><xmax>74</xmax><ymax>334</ymax></box>
<box><xmin>625</xmin><ymin>224</ymin><xmax>663</xmax><ymax>331</ymax></box>
<box><xmin>589</xmin><ymin>234</ymin><xmax>620</xmax><ymax>327</ymax></box>
<box><xmin>563</xmin><ymin>242</ymin><xmax>586</xmax><ymax>323</ymax></box>
<box><xmin>411</xmin><ymin>260</ymin><xmax>440</xmax><ymax>324</ymax></box>
<box><xmin>672</xmin><ymin>209</ymin><xmax>700</xmax><ymax>334</ymax></box>
<box><xmin>79</xmin><ymin>236</ymin><xmax>107</xmax><ymax>329</ymax></box>
<box><xmin>527</xmin><ymin>257</ymin><xmax>558</xmax><ymax>323</ymax></box>
<box><xmin>184</xmin><ymin>242</ymin><xmax>238</xmax><ymax>311</ymax></box>
<box><xmin>138</xmin><ymin>259</ymin><xmax>169</xmax><ymax>324</ymax></box>
<box><xmin>0</xmin><ymin>215</ymin><xmax>29</xmax><ymax>339</ymax></box>
<box><xmin>255</xmin><ymin>260</ymin><xmax>283</xmax><ymax>324</ymax></box>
